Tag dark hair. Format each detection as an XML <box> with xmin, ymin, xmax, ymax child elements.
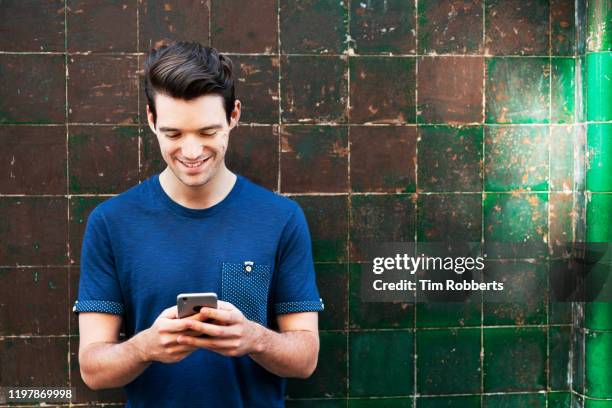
<box><xmin>144</xmin><ymin>41</ymin><xmax>235</xmax><ymax>126</ymax></box>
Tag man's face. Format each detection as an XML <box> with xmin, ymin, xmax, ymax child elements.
<box><xmin>147</xmin><ymin>93</ymin><xmax>239</xmax><ymax>188</ymax></box>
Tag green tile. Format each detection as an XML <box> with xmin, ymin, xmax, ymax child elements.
<box><xmin>585</xmin><ymin>302</ymin><xmax>612</xmax><ymax>331</ymax></box>
<box><xmin>483</xmin><ymin>260</ymin><xmax>547</xmax><ymax>326</ymax></box>
<box><xmin>585</xmin><ymin>399</ymin><xmax>612</xmax><ymax>408</ymax></box>
<box><xmin>485</xmin><ymin>57</ymin><xmax>550</xmax><ymax>124</ymax></box>
<box><xmin>483</xmin><ymin>327</ymin><xmax>547</xmax><ymax>392</ymax></box>
<box><xmin>286</xmin><ymin>400</ymin><xmax>346</xmax><ymax>408</ymax></box>
<box><xmin>484</xmin><ymin>125</ymin><xmax>549</xmax><ymax>191</ymax></box>
<box><xmin>316</xmin><ymin>263</ymin><xmax>348</xmax><ymax>330</ymax></box>
<box><xmin>549</xmin><ymin>300</ymin><xmax>572</xmax><ymax>324</ymax></box>
<box><xmin>417</xmin><ymin>126</ymin><xmax>483</xmax><ymax>192</ymax></box>
<box><xmin>552</xmin><ymin>58</ymin><xmax>576</xmax><ymax>124</ymax></box>
<box><xmin>416</xmin><ymin>395</ymin><xmax>480</xmax><ymax>408</ymax></box>
<box><xmin>550</xmin><ymin>126</ymin><xmax>577</xmax><ymax>192</ymax></box>
<box><xmin>349</xmin><ymin>264</ymin><xmax>414</xmax><ymax>330</ymax></box>
<box><xmin>417</xmin><ymin>194</ymin><xmax>482</xmax><ymax>242</ymax></box>
<box><xmin>587</xmin><ymin>193</ymin><xmax>612</xmax><ymax>242</ymax></box>
<box><xmin>416</xmin><ymin>301</ymin><xmax>481</xmax><ymax>328</ymax></box>
<box><xmin>483</xmin><ymin>393</ymin><xmax>546</xmax><ymax>407</ymax></box>
<box><xmin>586</xmin><ymin>123</ymin><xmax>612</xmax><ymax>192</ymax></box>
<box><xmin>587</xmin><ymin>53</ymin><xmax>612</xmax><ymax>121</ymax></box>
<box><xmin>416</xmin><ymin>328</ymin><xmax>481</xmax><ymax>395</ymax></box>
<box><xmin>550</xmin><ymin>326</ymin><xmax>571</xmax><ymax>390</ymax></box>
<box><xmin>573</xmin><ymin>329</ymin><xmax>586</xmax><ymax>395</ymax></box>
<box><xmin>586</xmin><ymin>0</ymin><xmax>612</xmax><ymax>51</ymax></box>
<box><xmin>547</xmin><ymin>391</ymin><xmax>572</xmax><ymax>408</ymax></box>
<box><xmin>286</xmin><ymin>331</ymin><xmax>347</xmax><ymax>398</ymax></box>
<box><xmin>349</xmin><ymin>331</ymin><xmax>414</xmax><ymax>397</ymax></box>
<box><xmin>585</xmin><ymin>331</ymin><xmax>612</xmax><ymax>398</ymax></box>
<box><xmin>349</xmin><ymin>398</ymin><xmax>413</xmax><ymax>408</ymax></box>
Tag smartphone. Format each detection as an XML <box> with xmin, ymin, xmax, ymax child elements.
<box><xmin>177</xmin><ymin>292</ymin><xmax>218</xmax><ymax>319</ymax></box>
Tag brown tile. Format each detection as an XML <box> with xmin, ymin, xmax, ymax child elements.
<box><xmin>417</xmin><ymin>194</ymin><xmax>482</xmax><ymax>242</ymax></box>
<box><xmin>417</xmin><ymin>57</ymin><xmax>484</xmax><ymax>124</ymax></box>
<box><xmin>140</xmin><ymin>126</ymin><xmax>166</xmax><ymax>180</ymax></box>
<box><xmin>139</xmin><ymin>0</ymin><xmax>210</xmax><ymax>52</ymax></box>
<box><xmin>0</xmin><ymin>54</ymin><xmax>65</xmax><ymax>124</ymax></box>
<box><xmin>0</xmin><ymin>197</ymin><xmax>68</xmax><ymax>265</ymax></box>
<box><xmin>350</xmin><ymin>125</ymin><xmax>417</xmax><ymax>192</ymax></box>
<box><xmin>350</xmin><ymin>194</ymin><xmax>415</xmax><ymax>261</ymax></box>
<box><xmin>551</xmin><ymin>0</ymin><xmax>576</xmax><ymax>56</ymax></box>
<box><xmin>0</xmin><ymin>0</ymin><xmax>65</xmax><ymax>52</ymax></box>
<box><xmin>68</xmin><ymin>125</ymin><xmax>139</xmax><ymax>194</ymax></box>
<box><xmin>292</xmin><ymin>196</ymin><xmax>349</xmax><ymax>262</ymax></box>
<box><xmin>68</xmin><ymin>0</ymin><xmax>136</xmax><ymax>52</ymax></box>
<box><xmin>280</xmin><ymin>0</ymin><xmax>347</xmax><ymax>54</ymax></box>
<box><xmin>550</xmin><ymin>125</ymin><xmax>576</xmax><ymax>191</ymax></box>
<box><xmin>0</xmin><ymin>267</ymin><xmax>69</xmax><ymax>335</ymax></box>
<box><xmin>231</xmin><ymin>55</ymin><xmax>279</xmax><ymax>124</ymax></box>
<box><xmin>69</xmin><ymin>337</ymin><xmax>127</xmax><ymax>403</ymax></box>
<box><xmin>281</xmin><ymin>56</ymin><xmax>348</xmax><ymax>124</ymax></box>
<box><xmin>485</xmin><ymin>0</ymin><xmax>550</xmax><ymax>55</ymax></box>
<box><xmin>69</xmin><ymin>196</ymin><xmax>109</xmax><ymax>265</ymax></box>
<box><xmin>418</xmin><ymin>0</ymin><xmax>483</xmax><ymax>54</ymax></box>
<box><xmin>314</xmin><ymin>263</ymin><xmax>348</xmax><ymax>330</ymax></box>
<box><xmin>549</xmin><ymin>192</ymin><xmax>574</xmax><ymax>248</ymax></box>
<box><xmin>211</xmin><ymin>0</ymin><xmax>277</xmax><ymax>53</ymax></box>
<box><xmin>68</xmin><ymin>55</ymin><xmax>139</xmax><ymax>124</ymax></box>
<box><xmin>0</xmin><ymin>337</ymin><xmax>68</xmax><ymax>386</ymax></box>
<box><xmin>280</xmin><ymin>125</ymin><xmax>348</xmax><ymax>193</ymax></box>
<box><xmin>349</xmin><ymin>57</ymin><xmax>416</xmax><ymax>124</ymax></box>
<box><xmin>226</xmin><ymin>125</ymin><xmax>278</xmax><ymax>192</ymax></box>
<box><xmin>0</xmin><ymin>125</ymin><xmax>66</xmax><ymax>194</ymax></box>
<box><xmin>350</xmin><ymin>0</ymin><xmax>416</xmax><ymax>55</ymax></box>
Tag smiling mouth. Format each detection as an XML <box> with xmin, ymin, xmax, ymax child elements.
<box><xmin>178</xmin><ymin>157</ymin><xmax>210</xmax><ymax>168</ymax></box>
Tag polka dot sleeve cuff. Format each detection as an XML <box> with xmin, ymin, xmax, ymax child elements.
<box><xmin>274</xmin><ymin>299</ymin><xmax>324</xmax><ymax>314</ymax></box>
<box><xmin>72</xmin><ymin>300</ymin><xmax>125</xmax><ymax>315</ymax></box>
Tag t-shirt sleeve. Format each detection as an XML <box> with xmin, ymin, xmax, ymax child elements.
<box><xmin>72</xmin><ymin>207</ymin><xmax>125</xmax><ymax>316</ymax></box>
<box><xmin>272</xmin><ymin>203</ymin><xmax>324</xmax><ymax>315</ymax></box>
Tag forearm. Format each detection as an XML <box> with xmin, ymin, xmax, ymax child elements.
<box><xmin>248</xmin><ymin>324</ymin><xmax>319</xmax><ymax>379</ymax></box>
<box><xmin>79</xmin><ymin>330</ymin><xmax>152</xmax><ymax>390</ymax></box>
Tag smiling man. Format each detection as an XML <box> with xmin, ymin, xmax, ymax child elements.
<box><xmin>73</xmin><ymin>42</ymin><xmax>324</xmax><ymax>408</ymax></box>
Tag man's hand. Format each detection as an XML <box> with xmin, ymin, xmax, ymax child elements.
<box><xmin>175</xmin><ymin>301</ymin><xmax>262</xmax><ymax>357</ymax></box>
<box><xmin>134</xmin><ymin>306</ymin><xmax>208</xmax><ymax>364</ymax></box>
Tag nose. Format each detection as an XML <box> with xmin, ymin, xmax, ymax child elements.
<box><xmin>181</xmin><ymin>134</ymin><xmax>203</xmax><ymax>160</ymax></box>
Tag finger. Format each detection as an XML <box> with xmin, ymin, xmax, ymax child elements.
<box><xmin>176</xmin><ymin>334</ymin><xmax>238</xmax><ymax>351</ymax></box>
<box><xmin>160</xmin><ymin>306</ymin><xmax>178</xmax><ymax>319</ymax></box>
<box><xmin>199</xmin><ymin>307</ymin><xmax>239</xmax><ymax>325</ymax></box>
<box><xmin>217</xmin><ymin>300</ymin><xmax>237</xmax><ymax>311</ymax></box>
<box><xmin>184</xmin><ymin>319</ymin><xmax>229</xmax><ymax>337</ymax></box>
<box><xmin>160</xmin><ymin>319</ymin><xmax>193</xmax><ymax>333</ymax></box>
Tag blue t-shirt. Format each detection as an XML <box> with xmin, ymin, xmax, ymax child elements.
<box><xmin>73</xmin><ymin>174</ymin><xmax>324</xmax><ymax>408</ymax></box>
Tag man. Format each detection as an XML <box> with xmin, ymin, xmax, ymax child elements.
<box><xmin>73</xmin><ymin>41</ymin><xmax>324</xmax><ymax>407</ymax></box>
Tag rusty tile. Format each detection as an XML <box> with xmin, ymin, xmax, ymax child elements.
<box><xmin>552</xmin><ymin>57</ymin><xmax>576</xmax><ymax>124</ymax></box>
<box><xmin>417</xmin><ymin>194</ymin><xmax>482</xmax><ymax>242</ymax></box>
<box><xmin>211</xmin><ymin>0</ymin><xmax>277</xmax><ymax>53</ymax></box>
<box><xmin>0</xmin><ymin>55</ymin><xmax>65</xmax><ymax>124</ymax></box>
<box><xmin>231</xmin><ymin>55</ymin><xmax>279</xmax><ymax>124</ymax></box>
<box><xmin>350</xmin><ymin>125</ymin><xmax>416</xmax><ymax>192</ymax></box>
<box><xmin>280</xmin><ymin>125</ymin><xmax>348</xmax><ymax>193</ymax></box>
<box><xmin>68</xmin><ymin>0</ymin><xmax>137</xmax><ymax>52</ymax></box>
<box><xmin>0</xmin><ymin>267</ymin><xmax>68</xmax><ymax>335</ymax></box>
<box><xmin>69</xmin><ymin>337</ymin><xmax>127</xmax><ymax>403</ymax></box>
<box><xmin>418</xmin><ymin>57</ymin><xmax>483</xmax><ymax>124</ymax></box>
<box><xmin>485</xmin><ymin>0</ymin><xmax>550</xmax><ymax>55</ymax></box>
<box><xmin>418</xmin><ymin>125</ymin><xmax>483</xmax><ymax>192</ymax></box>
<box><xmin>292</xmin><ymin>195</ymin><xmax>348</xmax><ymax>262</ymax></box>
<box><xmin>314</xmin><ymin>263</ymin><xmax>348</xmax><ymax>330</ymax></box>
<box><xmin>280</xmin><ymin>0</ymin><xmax>347</xmax><ymax>54</ymax></box>
<box><xmin>69</xmin><ymin>196</ymin><xmax>109</xmax><ymax>265</ymax></box>
<box><xmin>0</xmin><ymin>125</ymin><xmax>66</xmax><ymax>194</ymax></box>
<box><xmin>0</xmin><ymin>337</ymin><xmax>68</xmax><ymax>386</ymax></box>
<box><xmin>349</xmin><ymin>57</ymin><xmax>415</xmax><ymax>124</ymax></box>
<box><xmin>140</xmin><ymin>126</ymin><xmax>166</xmax><ymax>181</ymax></box>
<box><xmin>0</xmin><ymin>197</ymin><xmax>68</xmax><ymax>265</ymax></box>
<box><xmin>226</xmin><ymin>125</ymin><xmax>278</xmax><ymax>192</ymax></box>
<box><xmin>350</xmin><ymin>194</ymin><xmax>415</xmax><ymax>261</ymax></box>
<box><xmin>68</xmin><ymin>55</ymin><xmax>139</xmax><ymax>124</ymax></box>
<box><xmin>350</xmin><ymin>0</ymin><xmax>416</xmax><ymax>55</ymax></box>
<box><xmin>69</xmin><ymin>125</ymin><xmax>139</xmax><ymax>194</ymax></box>
<box><xmin>551</xmin><ymin>0</ymin><xmax>576</xmax><ymax>55</ymax></box>
<box><xmin>281</xmin><ymin>56</ymin><xmax>347</xmax><ymax>123</ymax></box>
<box><xmin>418</xmin><ymin>0</ymin><xmax>483</xmax><ymax>54</ymax></box>
<box><xmin>0</xmin><ymin>0</ymin><xmax>65</xmax><ymax>52</ymax></box>
<box><xmin>549</xmin><ymin>192</ymin><xmax>574</xmax><ymax>252</ymax></box>
<box><xmin>550</xmin><ymin>125</ymin><xmax>576</xmax><ymax>191</ymax></box>
<box><xmin>139</xmin><ymin>0</ymin><xmax>209</xmax><ymax>52</ymax></box>
<box><xmin>485</xmin><ymin>57</ymin><xmax>550</xmax><ymax>124</ymax></box>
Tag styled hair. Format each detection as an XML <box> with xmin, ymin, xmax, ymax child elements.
<box><xmin>144</xmin><ymin>41</ymin><xmax>235</xmax><ymax>126</ymax></box>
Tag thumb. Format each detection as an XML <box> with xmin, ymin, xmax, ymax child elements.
<box><xmin>160</xmin><ymin>305</ymin><xmax>178</xmax><ymax>319</ymax></box>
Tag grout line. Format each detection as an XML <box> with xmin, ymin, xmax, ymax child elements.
<box><xmin>276</xmin><ymin>0</ymin><xmax>282</xmax><ymax>193</ymax></box>
<box><xmin>136</xmin><ymin>0</ymin><xmax>142</xmax><ymax>183</ymax></box>
<box><xmin>546</xmin><ymin>3</ymin><xmax>552</xmax><ymax>405</ymax></box>
<box><xmin>413</xmin><ymin>0</ymin><xmax>419</xmax><ymax>405</ymax></box>
<box><xmin>345</xmin><ymin>1</ymin><xmax>351</xmax><ymax>402</ymax></box>
<box><xmin>480</xmin><ymin>0</ymin><xmax>486</xmax><ymax>405</ymax></box>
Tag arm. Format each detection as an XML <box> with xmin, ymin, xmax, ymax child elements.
<box><xmin>78</xmin><ymin>307</ymin><xmax>202</xmax><ymax>390</ymax></box>
<box><xmin>177</xmin><ymin>301</ymin><xmax>320</xmax><ymax>379</ymax></box>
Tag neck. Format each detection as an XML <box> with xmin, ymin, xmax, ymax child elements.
<box><xmin>159</xmin><ymin>165</ymin><xmax>237</xmax><ymax>210</ymax></box>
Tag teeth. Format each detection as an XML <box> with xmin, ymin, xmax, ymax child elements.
<box><xmin>180</xmin><ymin>159</ymin><xmax>205</xmax><ymax>168</ymax></box>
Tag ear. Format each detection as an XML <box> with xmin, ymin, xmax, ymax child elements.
<box><xmin>146</xmin><ymin>105</ymin><xmax>157</xmax><ymax>135</ymax></box>
<box><xmin>229</xmin><ymin>100</ymin><xmax>241</xmax><ymax>130</ymax></box>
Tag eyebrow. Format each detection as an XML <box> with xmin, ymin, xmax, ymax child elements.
<box><xmin>158</xmin><ymin>124</ymin><xmax>224</xmax><ymax>132</ymax></box>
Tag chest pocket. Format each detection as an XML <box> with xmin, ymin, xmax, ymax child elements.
<box><xmin>221</xmin><ymin>262</ymin><xmax>272</xmax><ymax>326</ymax></box>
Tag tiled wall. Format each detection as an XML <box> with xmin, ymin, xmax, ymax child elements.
<box><xmin>0</xmin><ymin>1</ymin><xmax>610</xmax><ymax>407</ymax></box>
